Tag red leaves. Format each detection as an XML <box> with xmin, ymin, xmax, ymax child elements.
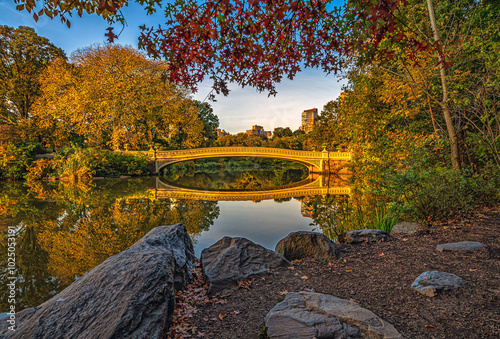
<box><xmin>105</xmin><ymin>27</ymin><xmax>118</xmax><ymax>43</ymax></box>
<box><xmin>137</xmin><ymin>0</ymin><xmax>345</xmax><ymax>95</ymax></box>
<box><xmin>134</xmin><ymin>0</ymin><xmax>444</xmax><ymax>95</ymax></box>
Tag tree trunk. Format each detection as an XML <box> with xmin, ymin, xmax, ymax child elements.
<box><xmin>426</xmin><ymin>0</ymin><xmax>460</xmax><ymax>170</ymax></box>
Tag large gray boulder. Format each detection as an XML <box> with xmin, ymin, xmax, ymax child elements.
<box><xmin>265</xmin><ymin>291</ymin><xmax>402</xmax><ymax>339</ymax></box>
<box><xmin>275</xmin><ymin>231</ymin><xmax>337</xmax><ymax>261</ymax></box>
<box><xmin>411</xmin><ymin>271</ymin><xmax>463</xmax><ymax>297</ymax></box>
<box><xmin>1</xmin><ymin>224</ymin><xmax>194</xmax><ymax>339</ymax></box>
<box><xmin>345</xmin><ymin>229</ymin><xmax>390</xmax><ymax>244</ymax></box>
<box><xmin>201</xmin><ymin>237</ymin><xmax>290</xmax><ymax>295</ymax></box>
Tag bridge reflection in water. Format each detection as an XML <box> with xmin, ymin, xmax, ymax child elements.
<box><xmin>149</xmin><ymin>173</ymin><xmax>350</xmax><ymax>202</ymax></box>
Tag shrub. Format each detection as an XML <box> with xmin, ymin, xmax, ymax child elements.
<box><xmin>382</xmin><ymin>166</ymin><xmax>500</xmax><ymax>223</ymax></box>
<box><xmin>26</xmin><ymin>158</ymin><xmax>56</xmax><ymax>182</ymax></box>
<box><xmin>309</xmin><ymin>195</ymin><xmax>399</xmax><ymax>242</ymax></box>
<box><xmin>0</xmin><ymin>142</ymin><xmax>35</xmax><ymax>180</ymax></box>
<box><xmin>54</xmin><ymin>147</ymin><xmax>95</xmax><ymax>181</ymax></box>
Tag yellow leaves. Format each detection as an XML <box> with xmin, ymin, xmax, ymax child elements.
<box><xmin>33</xmin><ymin>44</ymin><xmax>204</xmax><ymax>149</ymax></box>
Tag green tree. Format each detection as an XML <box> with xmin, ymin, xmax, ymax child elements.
<box><xmin>0</xmin><ymin>25</ymin><xmax>65</xmax><ymax>123</ymax></box>
<box><xmin>196</xmin><ymin>101</ymin><xmax>219</xmax><ymax>147</ymax></box>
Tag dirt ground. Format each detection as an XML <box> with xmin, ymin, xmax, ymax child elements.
<box><xmin>169</xmin><ymin>208</ymin><xmax>500</xmax><ymax>338</ymax></box>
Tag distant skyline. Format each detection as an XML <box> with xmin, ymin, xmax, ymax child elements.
<box><xmin>0</xmin><ymin>1</ymin><xmax>345</xmax><ymax>134</ymax></box>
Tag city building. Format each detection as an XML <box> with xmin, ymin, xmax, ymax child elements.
<box><xmin>299</xmin><ymin>108</ymin><xmax>318</xmax><ymax>134</ymax></box>
<box><xmin>246</xmin><ymin>125</ymin><xmax>271</xmax><ymax>137</ymax></box>
<box><xmin>216</xmin><ymin>128</ymin><xmax>229</xmax><ymax>138</ymax></box>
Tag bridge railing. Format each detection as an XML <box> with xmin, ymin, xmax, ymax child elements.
<box><xmin>155</xmin><ymin>147</ymin><xmax>350</xmax><ymax>159</ymax></box>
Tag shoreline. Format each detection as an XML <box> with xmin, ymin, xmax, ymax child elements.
<box><xmin>170</xmin><ymin>207</ymin><xmax>500</xmax><ymax>338</ymax></box>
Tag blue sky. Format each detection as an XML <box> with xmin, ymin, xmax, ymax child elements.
<box><xmin>0</xmin><ymin>0</ymin><xmax>344</xmax><ymax>134</ymax></box>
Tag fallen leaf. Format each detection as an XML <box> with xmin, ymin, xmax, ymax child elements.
<box><xmin>425</xmin><ymin>324</ymin><xmax>434</xmax><ymax>328</ymax></box>
<box><xmin>301</xmin><ymin>275</ymin><xmax>308</xmax><ymax>280</ymax></box>
<box><xmin>379</xmin><ymin>253</ymin><xmax>385</xmax><ymax>257</ymax></box>
<box><xmin>280</xmin><ymin>290</ymin><xmax>289</xmax><ymax>295</ymax></box>
<box><xmin>346</xmin><ymin>270</ymin><xmax>352</xmax><ymax>272</ymax></box>
<box><xmin>327</xmin><ymin>262</ymin><xmax>333</xmax><ymax>266</ymax></box>
<box><xmin>218</xmin><ymin>313</ymin><xmax>226</xmax><ymax>320</ymax></box>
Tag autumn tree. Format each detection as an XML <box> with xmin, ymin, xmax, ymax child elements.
<box><xmin>15</xmin><ymin>0</ymin><xmax>498</xmax><ymax>168</ymax></box>
<box><xmin>0</xmin><ymin>25</ymin><xmax>65</xmax><ymax>124</ymax></box>
<box><xmin>32</xmin><ymin>44</ymin><xmax>205</xmax><ymax>149</ymax></box>
<box><xmin>216</xmin><ymin>132</ymin><xmax>267</xmax><ymax>147</ymax></box>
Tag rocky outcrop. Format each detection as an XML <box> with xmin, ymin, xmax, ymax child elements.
<box><xmin>436</xmin><ymin>241</ymin><xmax>484</xmax><ymax>252</ymax></box>
<box><xmin>201</xmin><ymin>237</ymin><xmax>290</xmax><ymax>295</ymax></box>
<box><xmin>1</xmin><ymin>224</ymin><xmax>194</xmax><ymax>339</ymax></box>
<box><xmin>411</xmin><ymin>271</ymin><xmax>463</xmax><ymax>297</ymax></box>
<box><xmin>265</xmin><ymin>291</ymin><xmax>402</xmax><ymax>339</ymax></box>
<box><xmin>275</xmin><ymin>231</ymin><xmax>337</xmax><ymax>261</ymax></box>
<box><xmin>345</xmin><ymin>229</ymin><xmax>390</xmax><ymax>244</ymax></box>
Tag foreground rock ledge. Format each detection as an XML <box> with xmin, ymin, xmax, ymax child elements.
<box><xmin>345</xmin><ymin>229</ymin><xmax>390</xmax><ymax>244</ymax></box>
<box><xmin>201</xmin><ymin>236</ymin><xmax>290</xmax><ymax>295</ymax></box>
<box><xmin>265</xmin><ymin>291</ymin><xmax>402</xmax><ymax>339</ymax></box>
<box><xmin>1</xmin><ymin>224</ymin><xmax>194</xmax><ymax>339</ymax></box>
<box><xmin>275</xmin><ymin>231</ymin><xmax>337</xmax><ymax>261</ymax></box>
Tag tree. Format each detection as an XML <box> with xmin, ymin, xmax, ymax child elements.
<box><xmin>13</xmin><ymin>0</ymin><xmax>406</xmax><ymax>94</ymax></box>
<box><xmin>273</xmin><ymin>127</ymin><xmax>293</xmax><ymax>138</ymax></box>
<box><xmin>15</xmin><ymin>0</ymin><xmax>497</xmax><ymax>169</ymax></box>
<box><xmin>32</xmin><ymin>44</ymin><xmax>205</xmax><ymax>149</ymax></box>
<box><xmin>196</xmin><ymin>101</ymin><xmax>220</xmax><ymax>147</ymax></box>
<box><xmin>0</xmin><ymin>25</ymin><xmax>65</xmax><ymax>123</ymax></box>
<box><xmin>216</xmin><ymin>132</ymin><xmax>267</xmax><ymax>147</ymax></box>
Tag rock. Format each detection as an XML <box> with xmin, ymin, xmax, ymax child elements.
<box><xmin>265</xmin><ymin>291</ymin><xmax>402</xmax><ymax>339</ymax></box>
<box><xmin>345</xmin><ymin>229</ymin><xmax>390</xmax><ymax>244</ymax></box>
<box><xmin>275</xmin><ymin>231</ymin><xmax>337</xmax><ymax>261</ymax></box>
<box><xmin>411</xmin><ymin>271</ymin><xmax>463</xmax><ymax>297</ymax></box>
<box><xmin>436</xmin><ymin>241</ymin><xmax>484</xmax><ymax>252</ymax></box>
<box><xmin>391</xmin><ymin>222</ymin><xmax>420</xmax><ymax>234</ymax></box>
<box><xmin>201</xmin><ymin>237</ymin><xmax>290</xmax><ymax>295</ymax></box>
<box><xmin>1</xmin><ymin>224</ymin><xmax>194</xmax><ymax>339</ymax></box>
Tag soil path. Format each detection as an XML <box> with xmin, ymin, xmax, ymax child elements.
<box><xmin>171</xmin><ymin>209</ymin><xmax>500</xmax><ymax>338</ymax></box>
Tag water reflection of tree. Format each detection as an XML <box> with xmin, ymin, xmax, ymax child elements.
<box><xmin>164</xmin><ymin>163</ymin><xmax>308</xmax><ymax>191</ymax></box>
<box><xmin>0</xmin><ymin>180</ymin><xmax>219</xmax><ymax>311</ymax></box>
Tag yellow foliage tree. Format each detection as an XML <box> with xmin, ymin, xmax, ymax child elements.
<box><xmin>32</xmin><ymin>44</ymin><xmax>204</xmax><ymax>149</ymax></box>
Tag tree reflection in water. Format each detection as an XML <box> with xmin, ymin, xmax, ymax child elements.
<box><xmin>0</xmin><ymin>178</ymin><xmax>219</xmax><ymax>311</ymax></box>
<box><xmin>0</xmin><ymin>163</ymin><xmax>311</xmax><ymax>311</ymax></box>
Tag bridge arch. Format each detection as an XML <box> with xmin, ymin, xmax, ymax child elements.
<box><xmin>148</xmin><ymin>147</ymin><xmax>350</xmax><ymax>174</ymax></box>
<box><xmin>156</xmin><ymin>154</ymin><xmax>314</xmax><ymax>173</ymax></box>
<box><xmin>151</xmin><ymin>174</ymin><xmax>351</xmax><ymax>201</ymax></box>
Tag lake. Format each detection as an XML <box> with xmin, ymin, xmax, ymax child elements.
<box><xmin>0</xmin><ymin>165</ymin><xmax>350</xmax><ymax>312</ymax></box>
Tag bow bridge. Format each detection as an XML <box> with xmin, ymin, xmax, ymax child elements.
<box><xmin>150</xmin><ymin>174</ymin><xmax>350</xmax><ymax>201</ymax></box>
<box><xmin>125</xmin><ymin>147</ymin><xmax>351</xmax><ymax>173</ymax></box>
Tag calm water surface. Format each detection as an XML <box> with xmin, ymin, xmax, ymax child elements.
<box><xmin>0</xmin><ymin>167</ymin><xmax>346</xmax><ymax>312</ymax></box>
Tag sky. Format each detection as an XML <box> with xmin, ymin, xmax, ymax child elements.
<box><xmin>0</xmin><ymin>0</ymin><xmax>345</xmax><ymax>134</ymax></box>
